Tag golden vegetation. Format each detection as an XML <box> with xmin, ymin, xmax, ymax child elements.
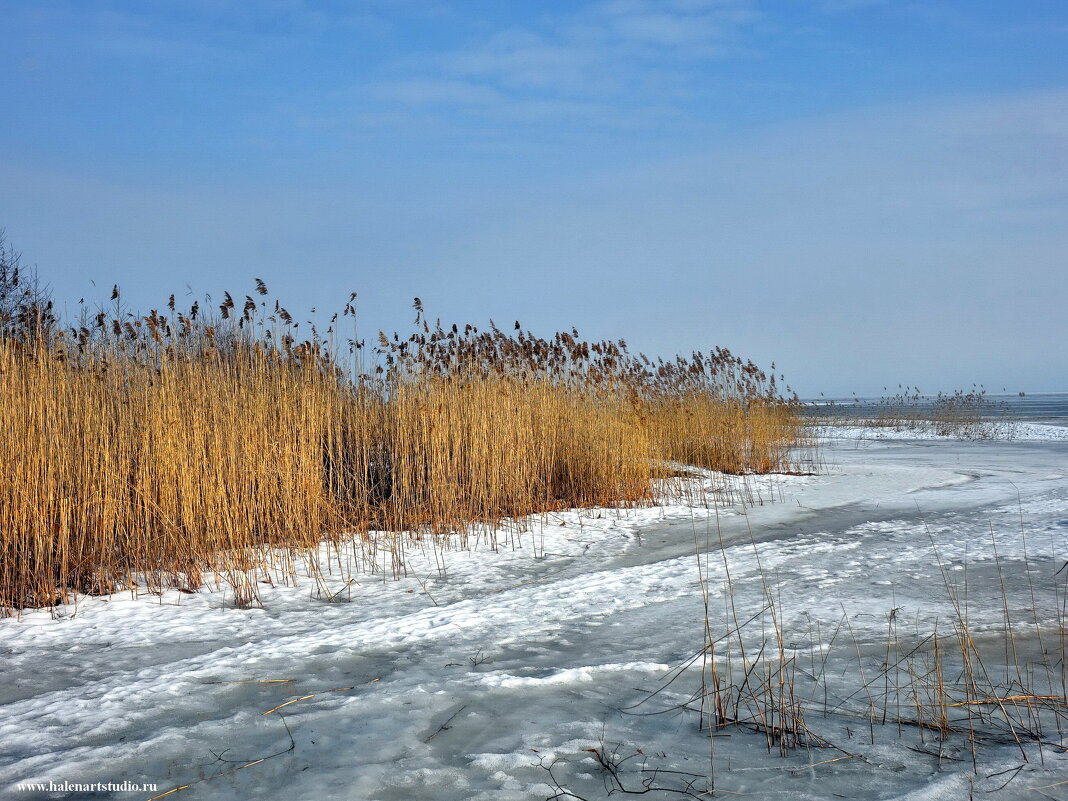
<box><xmin>0</xmin><ymin>277</ymin><xmax>809</xmax><ymax>610</ymax></box>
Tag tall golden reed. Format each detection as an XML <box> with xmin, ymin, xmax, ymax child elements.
<box><xmin>0</xmin><ymin>288</ymin><xmax>808</xmax><ymax>610</ymax></box>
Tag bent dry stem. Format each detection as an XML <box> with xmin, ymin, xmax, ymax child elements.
<box><xmin>684</xmin><ymin>519</ymin><xmax>1068</xmax><ymax>789</ymax></box>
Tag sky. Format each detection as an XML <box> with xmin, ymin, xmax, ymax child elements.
<box><xmin>1</xmin><ymin>0</ymin><xmax>1066</xmax><ymax>396</ymax></box>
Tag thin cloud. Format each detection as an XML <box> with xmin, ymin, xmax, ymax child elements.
<box><xmin>446</xmin><ymin>29</ymin><xmax>608</xmax><ymax>94</ymax></box>
<box><xmin>595</xmin><ymin>0</ymin><xmax>757</xmax><ymax>50</ymax></box>
<box><xmin>360</xmin><ymin>0</ymin><xmax>760</xmax><ymax>144</ymax></box>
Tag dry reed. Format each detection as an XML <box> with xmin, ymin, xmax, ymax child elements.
<box><xmin>0</xmin><ymin>283</ymin><xmax>807</xmax><ymax>611</ymax></box>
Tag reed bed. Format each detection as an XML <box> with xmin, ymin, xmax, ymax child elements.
<box><xmin>812</xmin><ymin>386</ymin><xmax>1014</xmax><ymax>439</ymax></box>
<box><xmin>0</xmin><ymin>279</ymin><xmax>808</xmax><ymax>611</ymax></box>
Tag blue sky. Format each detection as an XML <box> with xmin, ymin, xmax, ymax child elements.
<box><xmin>2</xmin><ymin>0</ymin><xmax>1066</xmax><ymax>395</ymax></box>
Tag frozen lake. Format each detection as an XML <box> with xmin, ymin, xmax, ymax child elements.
<box><xmin>2</xmin><ymin>429</ymin><xmax>1067</xmax><ymax>800</ymax></box>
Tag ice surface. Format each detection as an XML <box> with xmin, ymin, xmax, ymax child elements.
<box><xmin>2</xmin><ymin>431</ymin><xmax>1067</xmax><ymax>799</ymax></box>
<box><xmin>819</xmin><ymin>422</ymin><xmax>1068</xmax><ymax>441</ymax></box>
